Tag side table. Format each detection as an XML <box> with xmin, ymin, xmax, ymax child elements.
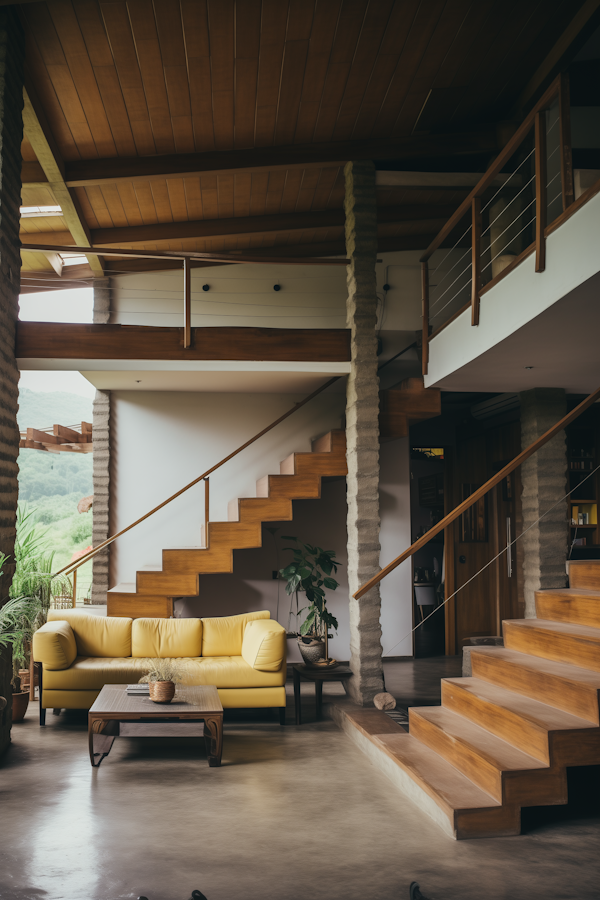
<box><xmin>293</xmin><ymin>664</ymin><xmax>353</xmax><ymax>725</ymax></box>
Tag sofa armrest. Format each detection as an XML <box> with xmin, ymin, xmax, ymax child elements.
<box><xmin>33</xmin><ymin>621</ymin><xmax>77</xmax><ymax>670</ymax></box>
<box><xmin>241</xmin><ymin>620</ymin><xmax>286</xmax><ymax>672</ymax></box>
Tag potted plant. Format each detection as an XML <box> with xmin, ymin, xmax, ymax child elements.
<box><xmin>139</xmin><ymin>659</ymin><xmax>184</xmax><ymax>703</ymax></box>
<box><xmin>0</xmin><ymin>588</ymin><xmax>35</xmax><ymax>722</ymax></box>
<box><xmin>279</xmin><ymin>536</ymin><xmax>341</xmax><ymax>667</ymax></box>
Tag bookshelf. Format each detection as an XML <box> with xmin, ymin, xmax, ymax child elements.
<box><xmin>567</xmin><ymin>423</ymin><xmax>598</xmax><ymax>550</ymax></box>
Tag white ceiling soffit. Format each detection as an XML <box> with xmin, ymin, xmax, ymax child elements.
<box><xmin>77</xmin><ymin>370</ymin><xmax>349</xmax><ymax>393</ymax></box>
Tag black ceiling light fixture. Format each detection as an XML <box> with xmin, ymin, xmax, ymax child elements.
<box><xmin>202</xmin><ymin>284</ymin><xmax>210</xmax><ymax>292</ymax></box>
<box><xmin>273</xmin><ymin>284</ymin><xmax>281</xmax><ymax>291</ymax></box>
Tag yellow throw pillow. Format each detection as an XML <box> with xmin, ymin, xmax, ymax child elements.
<box><xmin>33</xmin><ymin>621</ymin><xmax>77</xmax><ymax>670</ymax></box>
<box><xmin>241</xmin><ymin>619</ymin><xmax>286</xmax><ymax>672</ymax></box>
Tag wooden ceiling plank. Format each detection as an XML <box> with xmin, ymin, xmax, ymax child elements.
<box><xmin>150</xmin><ymin>180</ymin><xmax>174</xmax><ymax>223</ymax></box>
<box><xmin>99</xmin><ymin>183</ymin><xmax>129</xmax><ymax>228</ymax></box>
<box><xmin>216</xmin><ymin>173</ymin><xmax>235</xmax><ymax>218</ymax></box>
<box><xmin>232</xmin><ymin>0</ymin><xmax>260</xmax><ymax>149</ymax></box>
<box><xmin>127</xmin><ymin>0</ymin><xmax>176</xmax><ymax>154</ymax></box>
<box><xmin>181</xmin><ymin>0</ymin><xmax>215</xmax><ymax>151</ymax></box>
<box><xmin>99</xmin><ymin>1</ymin><xmax>156</xmax><ymax>156</ymax></box>
<box><xmin>279</xmin><ymin>167</ymin><xmax>304</xmax><ymax>214</ymax></box>
<box><xmin>249</xmin><ymin>170</ymin><xmax>269</xmax><ymax>216</ymax></box>
<box><xmin>116</xmin><ymin>182</ymin><xmax>144</xmax><ymax>228</ymax></box>
<box><xmin>84</xmin><ymin>184</ymin><xmax>112</xmax><ymax>229</ymax></box>
<box><xmin>73</xmin><ymin>186</ymin><xmax>99</xmax><ymax>230</ymax></box>
<box><xmin>183</xmin><ymin>177</ymin><xmax>204</xmax><ymax>221</ymax></box>
<box><xmin>274</xmin><ymin>38</ymin><xmax>311</xmax><ymax>146</ymax></box>
<box><xmin>293</xmin><ymin>0</ymin><xmax>342</xmax><ymax>143</ymax></box>
<box><xmin>22</xmin><ymin>84</ymin><xmax>103</xmax><ymax>275</ymax></box>
<box><xmin>311</xmin><ymin>166</ymin><xmax>341</xmax><ymax>210</ymax></box>
<box><xmin>93</xmin><ymin>66</ymin><xmax>138</xmax><ymax>157</ymax></box>
<box><xmin>296</xmin><ymin>167</ymin><xmax>321</xmax><ymax>211</ymax></box>
<box><xmin>331</xmin><ymin>0</ymin><xmax>395</xmax><ymax>142</ymax></box>
<box><xmin>200</xmin><ymin>174</ymin><xmax>219</xmax><ymax>220</ymax></box>
<box><xmin>166</xmin><ymin>178</ymin><xmax>189</xmax><ymax>222</ymax></box>
<box><xmin>233</xmin><ymin>172</ymin><xmax>252</xmax><ymax>218</ymax></box>
<box><xmin>207</xmin><ymin>0</ymin><xmax>235</xmax><ymax>149</ymax></box>
<box><xmin>46</xmin><ymin>0</ymin><xmax>117</xmax><ymax>156</ymax></box>
<box><xmin>254</xmin><ymin>0</ymin><xmax>289</xmax><ymax>146</ymax></box>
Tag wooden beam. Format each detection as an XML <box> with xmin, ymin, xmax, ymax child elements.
<box><xmin>54</xmin><ymin>424</ymin><xmax>87</xmax><ymax>442</ymax></box>
<box><xmin>62</xmin><ymin>130</ymin><xmax>500</xmax><ymax>188</ymax></box>
<box><xmin>22</xmin><ymin>83</ymin><xmax>104</xmax><ymax>276</ymax></box>
<box><xmin>16</xmin><ymin>322</ymin><xmax>351</xmax><ymax>363</ymax></box>
<box><xmin>535</xmin><ymin>111</ymin><xmax>547</xmax><ymax>273</ymax></box>
<box><xmin>86</xmin><ymin>205</ymin><xmax>455</xmax><ymax>247</ymax></box>
<box><xmin>515</xmin><ymin>0</ymin><xmax>600</xmax><ymax>112</ymax></box>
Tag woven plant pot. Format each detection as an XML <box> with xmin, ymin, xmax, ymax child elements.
<box><xmin>148</xmin><ymin>681</ymin><xmax>175</xmax><ymax>704</ymax></box>
<box><xmin>297</xmin><ymin>636</ymin><xmax>326</xmax><ymax>667</ymax></box>
<box><xmin>12</xmin><ymin>691</ymin><xmax>30</xmax><ymax>723</ymax></box>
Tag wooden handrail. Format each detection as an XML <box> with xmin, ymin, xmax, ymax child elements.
<box><xmin>57</xmin><ymin>374</ymin><xmax>342</xmax><ymax>577</ymax></box>
<box><xmin>354</xmin><ymin>386</ymin><xmax>600</xmax><ymax>600</ymax></box>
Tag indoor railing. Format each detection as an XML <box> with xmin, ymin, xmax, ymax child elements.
<box><xmin>354</xmin><ymin>386</ymin><xmax>600</xmax><ymax>603</ymax></box>
<box><xmin>420</xmin><ymin>73</ymin><xmax>600</xmax><ymax>375</ymax></box>
<box><xmin>55</xmin><ymin>374</ymin><xmax>342</xmax><ymax>602</ymax></box>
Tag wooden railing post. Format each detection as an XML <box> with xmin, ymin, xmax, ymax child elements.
<box><xmin>535</xmin><ymin>110</ymin><xmax>547</xmax><ymax>273</ymax></box>
<box><xmin>559</xmin><ymin>72</ymin><xmax>574</xmax><ymax>210</ymax></box>
<box><xmin>204</xmin><ymin>477</ymin><xmax>210</xmax><ymax>549</ymax></box>
<box><xmin>183</xmin><ymin>257</ymin><xmax>191</xmax><ymax>348</ymax></box>
<box><xmin>421</xmin><ymin>260</ymin><xmax>429</xmax><ymax>376</ymax></box>
<box><xmin>72</xmin><ymin>567</ymin><xmax>77</xmax><ymax>608</ymax></box>
<box><xmin>471</xmin><ymin>196</ymin><xmax>481</xmax><ymax>325</ymax></box>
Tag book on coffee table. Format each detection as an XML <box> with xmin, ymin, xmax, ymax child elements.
<box><xmin>126</xmin><ymin>683</ymin><xmax>149</xmax><ymax>694</ymax></box>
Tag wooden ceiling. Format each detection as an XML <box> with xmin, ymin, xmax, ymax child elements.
<box><xmin>16</xmin><ymin>0</ymin><xmax>596</xmax><ymax>283</ymax></box>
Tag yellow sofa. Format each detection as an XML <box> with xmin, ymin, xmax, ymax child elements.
<box><xmin>32</xmin><ymin>609</ymin><xmax>287</xmax><ymax>725</ymax></box>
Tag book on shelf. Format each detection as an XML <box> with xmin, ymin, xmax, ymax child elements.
<box><xmin>572</xmin><ymin>537</ymin><xmax>587</xmax><ymax>546</ymax></box>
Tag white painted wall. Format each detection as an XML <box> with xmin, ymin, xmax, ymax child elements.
<box><xmin>425</xmin><ymin>189</ymin><xmax>600</xmax><ymax>388</ymax></box>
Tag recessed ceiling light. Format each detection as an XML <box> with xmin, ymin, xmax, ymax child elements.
<box><xmin>525</xmin><ymin>366</ymin><xmax>534</xmax><ymax>370</ymax></box>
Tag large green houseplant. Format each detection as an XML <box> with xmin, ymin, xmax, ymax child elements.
<box><xmin>279</xmin><ymin>536</ymin><xmax>341</xmax><ymax>667</ymax></box>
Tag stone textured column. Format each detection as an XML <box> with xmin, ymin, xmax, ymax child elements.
<box><xmin>91</xmin><ymin>279</ymin><xmax>111</xmax><ymax>603</ymax></box>
<box><xmin>520</xmin><ymin>388</ymin><xmax>568</xmax><ymax>618</ymax></box>
<box><xmin>0</xmin><ymin>10</ymin><xmax>24</xmax><ymax>602</ymax></box>
<box><xmin>344</xmin><ymin>160</ymin><xmax>384</xmax><ymax>704</ymax></box>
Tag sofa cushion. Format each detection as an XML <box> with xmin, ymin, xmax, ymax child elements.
<box><xmin>48</xmin><ymin>610</ymin><xmax>132</xmax><ymax>658</ymax></box>
<box><xmin>241</xmin><ymin>620</ymin><xmax>286</xmax><ymax>671</ymax></box>
<box><xmin>33</xmin><ymin>621</ymin><xmax>77</xmax><ymax>670</ymax></box>
<box><xmin>131</xmin><ymin>618</ymin><xmax>202</xmax><ymax>658</ymax></box>
<box><xmin>181</xmin><ymin>656</ymin><xmax>285</xmax><ymax>689</ymax></box>
<box><xmin>44</xmin><ymin>657</ymin><xmax>153</xmax><ymax>691</ymax></box>
<box><xmin>201</xmin><ymin>610</ymin><xmax>270</xmax><ymax>657</ymax></box>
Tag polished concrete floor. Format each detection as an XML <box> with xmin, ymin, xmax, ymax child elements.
<box><xmin>2</xmin><ymin>660</ymin><xmax>600</xmax><ymax>900</ymax></box>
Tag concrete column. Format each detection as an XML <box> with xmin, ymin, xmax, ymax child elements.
<box><xmin>344</xmin><ymin>160</ymin><xmax>384</xmax><ymax>705</ymax></box>
<box><xmin>520</xmin><ymin>388</ymin><xmax>568</xmax><ymax>618</ymax></box>
<box><xmin>0</xmin><ymin>10</ymin><xmax>24</xmax><ymax>601</ymax></box>
<box><xmin>91</xmin><ymin>279</ymin><xmax>111</xmax><ymax>604</ymax></box>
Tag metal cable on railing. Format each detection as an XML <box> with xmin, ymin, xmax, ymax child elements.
<box><xmin>428</xmin><ymin>256</ymin><xmax>473</xmax><ymax>313</ymax></box>
<box><xmin>383</xmin><ymin>460</ymin><xmax>600</xmax><ymax>658</ymax></box>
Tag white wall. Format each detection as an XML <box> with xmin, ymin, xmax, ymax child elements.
<box><xmin>379</xmin><ymin>438</ymin><xmax>413</xmax><ymax>658</ymax></box>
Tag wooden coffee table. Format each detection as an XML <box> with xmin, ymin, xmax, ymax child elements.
<box><xmin>88</xmin><ymin>684</ymin><xmax>223</xmax><ymax>768</ymax></box>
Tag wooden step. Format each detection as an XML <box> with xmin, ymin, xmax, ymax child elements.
<box><xmin>535</xmin><ymin>588</ymin><xmax>600</xmax><ymax>628</ymax></box>
<box><xmin>107</xmin><ymin>585</ymin><xmax>173</xmax><ymax>618</ymax></box>
<box><xmin>503</xmin><ymin>618</ymin><xmax>600</xmax><ymax>672</ymax></box>
<box><xmin>208</xmin><ymin>521</ymin><xmax>262</xmax><ymax>548</ymax></box>
<box><xmin>227</xmin><ymin>496</ymin><xmax>292</xmax><ymax>523</ymax></box>
<box><xmin>470</xmin><ymin>646</ymin><xmax>600</xmax><ymax>725</ymax></box>
<box><xmin>409</xmin><ymin>706</ymin><xmax>567</xmax><ymax>806</ymax></box>
<box><xmin>279</xmin><ymin>446</ymin><xmax>347</xmax><ymax>477</ymax></box>
<box><xmin>136</xmin><ymin>569</ymin><xmax>199</xmax><ymax>595</ymax></box>
<box><xmin>311</xmin><ymin>430</ymin><xmax>345</xmax><ymax>454</ymax></box>
<box><xmin>255</xmin><ymin>473</ymin><xmax>321</xmax><ymax>500</ymax></box>
<box><xmin>569</xmin><ymin>560</ymin><xmax>600</xmax><ymax>591</ymax></box>
<box><xmin>441</xmin><ymin>677</ymin><xmax>600</xmax><ymax>766</ymax></box>
<box><xmin>371</xmin><ymin>733</ymin><xmax>521</xmax><ymax>840</ymax></box>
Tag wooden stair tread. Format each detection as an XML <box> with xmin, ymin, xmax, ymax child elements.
<box><xmin>538</xmin><ymin>588</ymin><xmax>600</xmax><ymax>600</ymax></box>
<box><xmin>504</xmin><ymin>617</ymin><xmax>600</xmax><ymax>640</ymax></box>
<box><xmin>373</xmin><ymin>733</ymin><xmax>501</xmax><ymax>811</ymax></box>
<box><xmin>443</xmin><ymin>677</ymin><xmax>596</xmax><ymax>733</ymax></box>
<box><xmin>535</xmin><ymin>589</ymin><xmax>600</xmax><ymax>627</ymax></box>
<box><xmin>471</xmin><ymin>646</ymin><xmax>600</xmax><ymax>690</ymax></box>
<box><xmin>410</xmin><ymin>706</ymin><xmax>549</xmax><ymax>773</ymax></box>
<box><xmin>108</xmin><ymin>583</ymin><xmax>137</xmax><ymax>593</ymax></box>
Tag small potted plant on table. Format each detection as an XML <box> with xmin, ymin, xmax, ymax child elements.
<box><xmin>139</xmin><ymin>659</ymin><xmax>183</xmax><ymax>703</ymax></box>
<box><xmin>279</xmin><ymin>536</ymin><xmax>341</xmax><ymax>667</ymax></box>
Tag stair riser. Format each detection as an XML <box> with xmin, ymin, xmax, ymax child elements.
<box><xmin>441</xmin><ymin>681</ymin><xmax>550</xmax><ymax>764</ymax></box>
<box><xmin>470</xmin><ymin>650</ymin><xmax>600</xmax><ymax>725</ymax></box>
<box><xmin>454</xmin><ymin>807</ymin><xmax>521</xmax><ymax>840</ymax></box>
<box><xmin>503</xmin><ymin>622</ymin><xmax>600</xmax><ymax>673</ymax></box>
<box><xmin>208</xmin><ymin>525</ymin><xmax>262</xmax><ymax>548</ymax></box>
<box><xmin>409</xmin><ymin>710</ymin><xmax>566</xmax><ymax>806</ymax></box>
<box><xmin>535</xmin><ymin>593</ymin><xmax>600</xmax><ymax>628</ymax></box>
<box><xmin>280</xmin><ymin>454</ymin><xmax>347</xmax><ymax>477</ymax></box>
<box><xmin>228</xmin><ymin>499</ymin><xmax>293</xmax><ymax>523</ymax></box>
<box><xmin>107</xmin><ymin>595</ymin><xmax>173</xmax><ymax>618</ymax></box>
<box><xmin>137</xmin><ymin>573</ymin><xmax>198</xmax><ymax>594</ymax></box>
<box><xmin>259</xmin><ymin>477</ymin><xmax>321</xmax><ymax>500</ymax></box>
<box><xmin>569</xmin><ymin>562</ymin><xmax>600</xmax><ymax>591</ymax></box>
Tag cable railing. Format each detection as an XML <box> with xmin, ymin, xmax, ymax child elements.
<box><xmin>419</xmin><ymin>72</ymin><xmax>600</xmax><ymax>373</ymax></box>
<box><xmin>354</xmin><ymin>386</ymin><xmax>600</xmax><ymax>601</ymax></box>
<box><xmin>54</xmin><ymin>374</ymin><xmax>343</xmax><ymax>596</ymax></box>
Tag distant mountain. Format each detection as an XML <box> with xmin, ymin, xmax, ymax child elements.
<box><xmin>17</xmin><ymin>388</ymin><xmax>93</xmax><ymax>431</ymax></box>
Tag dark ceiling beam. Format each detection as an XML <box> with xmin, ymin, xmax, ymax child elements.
<box><xmin>514</xmin><ymin>0</ymin><xmax>600</xmax><ymax>113</ymax></box>
<box><xmin>83</xmin><ymin>204</ymin><xmax>455</xmax><ymax>247</ymax></box>
<box><xmin>59</xmin><ymin>130</ymin><xmax>501</xmax><ymax>188</ymax></box>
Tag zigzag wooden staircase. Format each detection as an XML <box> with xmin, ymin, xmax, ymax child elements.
<box><xmin>107</xmin><ymin>430</ymin><xmax>347</xmax><ymax>618</ymax></box>
<box><xmin>366</xmin><ymin>560</ymin><xmax>600</xmax><ymax>839</ymax></box>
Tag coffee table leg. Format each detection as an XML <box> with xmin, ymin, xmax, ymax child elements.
<box><xmin>293</xmin><ymin>668</ymin><xmax>301</xmax><ymax>725</ymax></box>
<box><xmin>204</xmin><ymin>715</ymin><xmax>223</xmax><ymax>767</ymax></box>
<box><xmin>89</xmin><ymin>718</ymin><xmax>115</xmax><ymax>767</ymax></box>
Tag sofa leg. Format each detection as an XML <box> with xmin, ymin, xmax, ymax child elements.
<box><xmin>52</xmin><ymin>708</ymin><xmax>61</xmax><ymax>716</ymax></box>
<box><xmin>279</xmin><ymin>707</ymin><xmax>286</xmax><ymax>726</ymax></box>
<box><xmin>40</xmin><ymin>706</ymin><xmax>46</xmax><ymax>726</ymax></box>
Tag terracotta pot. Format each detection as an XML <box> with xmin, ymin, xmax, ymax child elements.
<box><xmin>148</xmin><ymin>681</ymin><xmax>175</xmax><ymax>703</ymax></box>
<box><xmin>297</xmin><ymin>636</ymin><xmax>326</xmax><ymax>667</ymax></box>
<box><xmin>12</xmin><ymin>691</ymin><xmax>30</xmax><ymax>723</ymax></box>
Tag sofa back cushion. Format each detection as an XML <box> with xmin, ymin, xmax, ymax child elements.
<box><xmin>47</xmin><ymin>610</ymin><xmax>132</xmax><ymax>658</ymax></box>
<box><xmin>241</xmin><ymin>620</ymin><xmax>286</xmax><ymax>672</ymax></box>
<box><xmin>201</xmin><ymin>610</ymin><xmax>270</xmax><ymax>657</ymax></box>
<box><xmin>131</xmin><ymin>618</ymin><xmax>202</xmax><ymax>658</ymax></box>
<box><xmin>33</xmin><ymin>620</ymin><xmax>78</xmax><ymax>670</ymax></box>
